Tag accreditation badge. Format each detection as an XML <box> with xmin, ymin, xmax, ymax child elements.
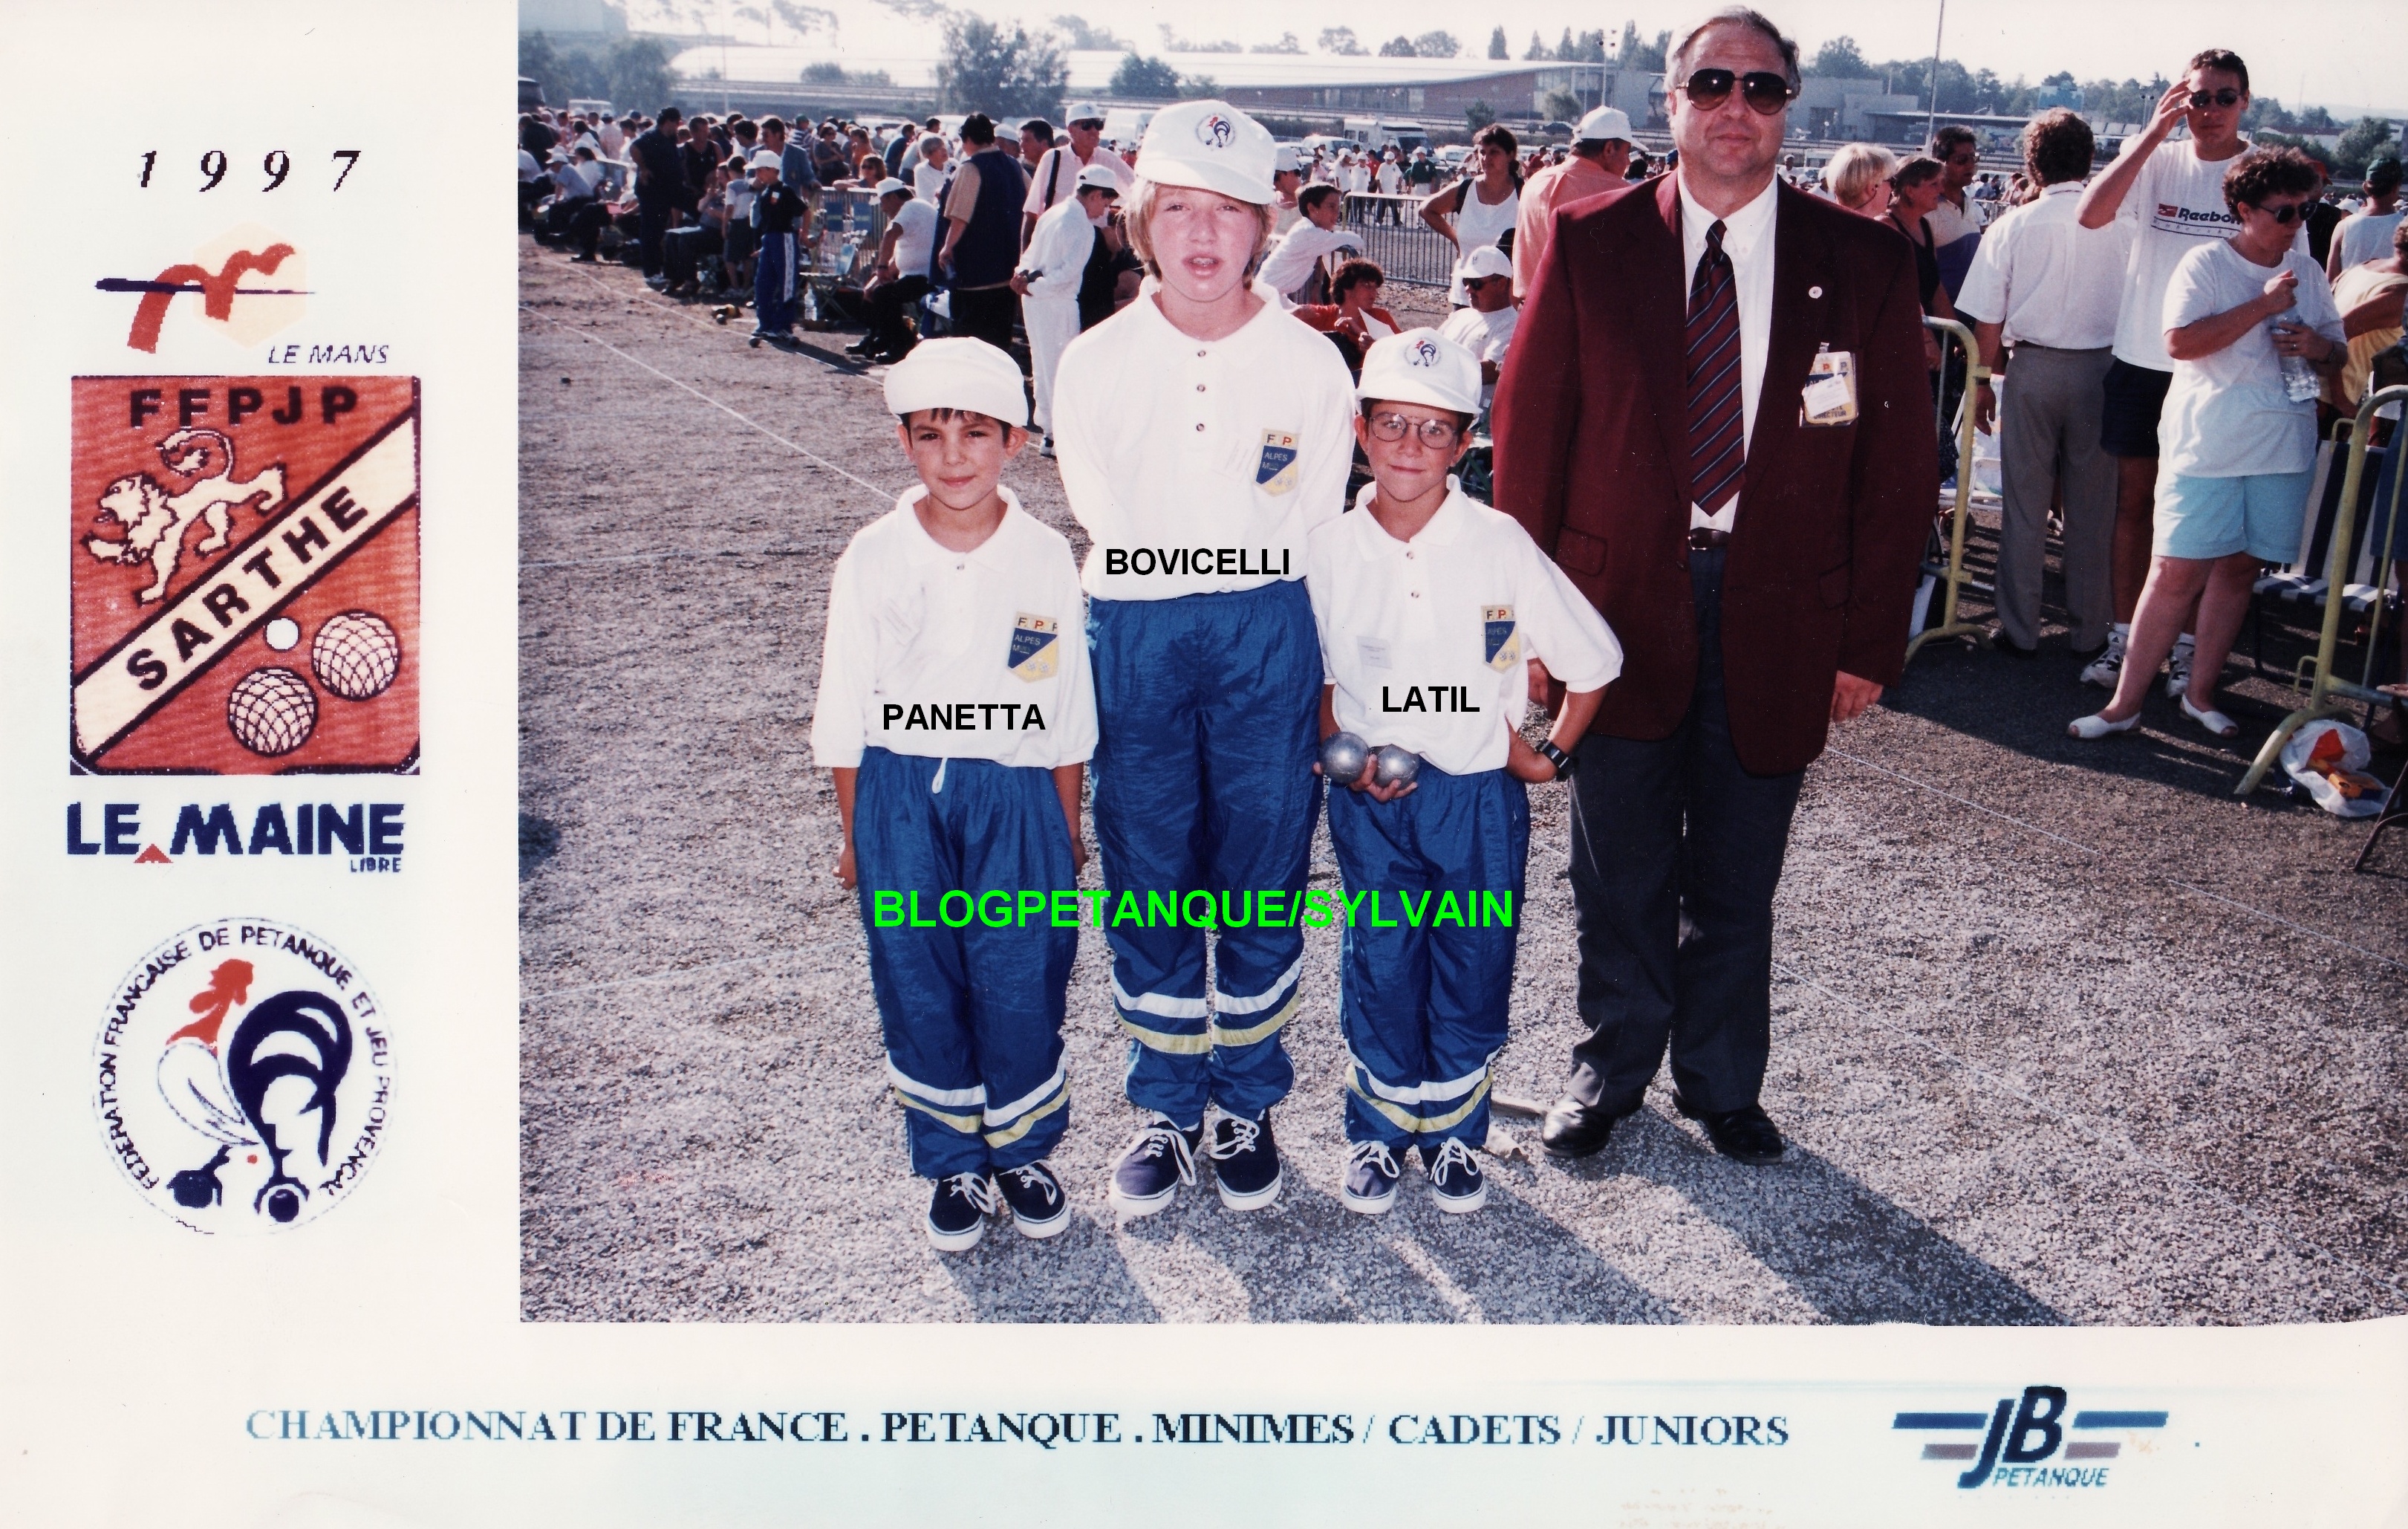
<box><xmin>1007</xmin><ymin>613</ymin><xmax>1059</xmax><ymax>682</ymax></box>
<box><xmin>1483</xmin><ymin>605</ymin><xmax>1520</xmax><ymax>671</ymax></box>
<box><xmin>1255</xmin><ymin>429</ymin><xmax>1299</xmax><ymax>496</ymax></box>
<box><xmin>1800</xmin><ymin>346</ymin><xmax>1858</xmax><ymax>426</ymax></box>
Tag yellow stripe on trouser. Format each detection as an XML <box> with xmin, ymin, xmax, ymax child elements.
<box><xmin>1119</xmin><ymin>987</ymin><xmax>1301</xmax><ymax>1055</ymax></box>
<box><xmin>1347</xmin><ymin>1074</ymin><xmax>1492</xmax><ymax>1135</ymax></box>
<box><xmin>891</xmin><ymin>1087</ymin><xmax>984</xmax><ymax>1135</ymax></box>
<box><xmin>983</xmin><ymin>1084</ymin><xmax>1069</xmax><ymax>1149</ymax></box>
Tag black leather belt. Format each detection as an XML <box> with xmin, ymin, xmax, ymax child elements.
<box><xmin>1688</xmin><ymin>527</ymin><xmax>1731</xmax><ymax>551</ymax></box>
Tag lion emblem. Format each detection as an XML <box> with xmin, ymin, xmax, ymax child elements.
<box><xmin>86</xmin><ymin>428</ymin><xmax>285</xmax><ymax>603</ymax></box>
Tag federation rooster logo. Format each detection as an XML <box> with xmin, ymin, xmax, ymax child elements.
<box><xmin>93</xmin><ymin>920</ymin><xmax>393</xmax><ymax>1234</ymax></box>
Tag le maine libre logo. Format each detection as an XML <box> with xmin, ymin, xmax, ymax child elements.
<box><xmin>1894</xmin><ymin>1386</ymin><xmax>2167</xmax><ymax>1490</ymax></box>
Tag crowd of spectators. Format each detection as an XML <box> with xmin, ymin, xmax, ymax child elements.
<box><xmin>521</xmin><ymin>53</ymin><xmax>2407</xmax><ymax>746</ymax></box>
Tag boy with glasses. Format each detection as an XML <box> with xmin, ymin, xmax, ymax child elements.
<box><xmin>2076</xmin><ymin>48</ymin><xmax>2288</xmax><ymax>698</ymax></box>
<box><xmin>1306</xmin><ymin>331</ymin><xmax>1618</xmax><ymax>1215</ymax></box>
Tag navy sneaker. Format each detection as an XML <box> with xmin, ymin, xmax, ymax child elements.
<box><xmin>925</xmin><ymin>1172</ymin><xmax>998</xmax><ymax>1253</ymax></box>
<box><xmin>1425</xmin><ymin>1136</ymin><xmax>1488</xmax><ymax>1213</ymax></box>
<box><xmin>995</xmin><ymin>1160</ymin><xmax>1070</xmax><ymax>1239</ymax></box>
<box><xmin>1207</xmin><ymin>1109</ymin><xmax>1283</xmax><ymax>1210</ymax></box>
<box><xmin>1340</xmin><ymin>1139</ymin><xmax>1402</xmax><ymax>1215</ymax></box>
<box><xmin>1108</xmin><ymin>1117</ymin><xmax>1199</xmax><ymax>1218</ymax></box>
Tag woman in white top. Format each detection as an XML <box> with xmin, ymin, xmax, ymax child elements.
<box><xmin>911</xmin><ymin>134</ymin><xmax>950</xmax><ymax>203</ymax></box>
<box><xmin>1420</xmin><ymin>124</ymin><xmax>1521</xmax><ymax>306</ymax></box>
<box><xmin>2072</xmin><ymin>148</ymin><xmax>2344</xmax><ymax>741</ymax></box>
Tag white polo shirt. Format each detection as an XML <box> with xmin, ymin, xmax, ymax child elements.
<box><xmin>1022</xmin><ymin>142</ymin><xmax>1133</xmax><ymax>217</ymax></box>
<box><xmin>1053</xmin><ymin>279</ymin><xmax>1356</xmax><ymax>601</ymax></box>
<box><xmin>1679</xmin><ymin>172</ymin><xmax>1777</xmax><ymax>533</ymax></box>
<box><xmin>1307</xmin><ymin>483</ymin><xmax>1622</xmax><ymax>776</ymax></box>
<box><xmin>1954</xmin><ymin>180</ymin><xmax>2131</xmax><ymax>351</ymax></box>
<box><xmin>810</xmin><ymin>487</ymin><xmax>1097</xmax><ymax>770</ymax></box>
<box><xmin>1437</xmin><ymin>304</ymin><xmax>1518</xmax><ymax>407</ymax></box>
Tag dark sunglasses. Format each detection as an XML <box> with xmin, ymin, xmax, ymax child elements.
<box><xmin>2254</xmin><ymin>198</ymin><xmax>2310</xmax><ymax>224</ymax></box>
<box><xmin>1679</xmin><ymin>68</ymin><xmax>1797</xmax><ymax>116</ymax></box>
<box><xmin>2189</xmin><ymin>88</ymin><xmax>2243</xmax><ymax>108</ymax></box>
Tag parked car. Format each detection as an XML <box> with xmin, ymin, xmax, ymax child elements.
<box><xmin>518</xmin><ymin>77</ymin><xmax>544</xmax><ymax>111</ymax></box>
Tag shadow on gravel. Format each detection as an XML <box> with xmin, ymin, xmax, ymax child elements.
<box><xmin>1591</xmin><ymin>1108</ymin><xmax>2066</xmax><ymax>1325</ymax></box>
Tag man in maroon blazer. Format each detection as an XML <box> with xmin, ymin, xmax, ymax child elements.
<box><xmin>1493</xmin><ymin>6</ymin><xmax>1936</xmax><ymax>1165</ymax></box>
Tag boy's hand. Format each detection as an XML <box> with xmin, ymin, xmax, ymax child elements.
<box><xmin>836</xmin><ymin>841</ymin><xmax>858</xmax><ymax>890</ymax></box>
<box><xmin>1505</xmin><ymin>732</ymin><xmax>1561</xmax><ymax>783</ymax></box>
<box><xmin>1315</xmin><ymin>754</ymin><xmax>1416</xmax><ymax>802</ymax></box>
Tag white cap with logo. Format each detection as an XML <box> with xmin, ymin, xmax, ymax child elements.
<box><xmin>1455</xmin><ymin>244</ymin><xmax>1514</xmax><ymax>282</ymax></box>
<box><xmin>1576</xmin><ymin>106</ymin><xmax>1634</xmax><ymax>143</ymax></box>
<box><xmin>1073</xmin><ymin>163</ymin><xmax>1122</xmax><ymax>193</ymax></box>
<box><xmin>1356</xmin><ymin>330</ymin><xmax>1482</xmax><ymax>416</ymax></box>
<box><xmin>1135</xmin><ymin>100</ymin><xmax>1278</xmax><ymax>206</ymax></box>
<box><xmin>882</xmin><ymin>337</ymin><xmax>1030</xmax><ymax>427</ymax></box>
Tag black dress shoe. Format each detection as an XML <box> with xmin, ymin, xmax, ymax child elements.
<box><xmin>1540</xmin><ymin>1097</ymin><xmax>1622</xmax><ymax>1158</ymax></box>
<box><xmin>1992</xmin><ymin>633</ymin><xmax>2037</xmax><ymax>659</ymax></box>
<box><xmin>1673</xmin><ymin>1095</ymin><xmax>1787</xmax><ymax>1164</ymax></box>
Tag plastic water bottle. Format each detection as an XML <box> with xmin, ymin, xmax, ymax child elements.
<box><xmin>2273</xmin><ymin>307</ymin><xmax>2320</xmax><ymax>403</ymax></box>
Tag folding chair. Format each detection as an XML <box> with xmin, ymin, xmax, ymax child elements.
<box><xmin>2250</xmin><ymin>432</ymin><xmax>2391</xmax><ymax>678</ymax></box>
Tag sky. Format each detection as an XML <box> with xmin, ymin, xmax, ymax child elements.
<box><xmin>643</xmin><ymin>0</ymin><xmax>2407</xmax><ymax>118</ymax></box>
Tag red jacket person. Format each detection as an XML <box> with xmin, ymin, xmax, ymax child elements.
<box><xmin>1492</xmin><ymin>5</ymin><xmax>1936</xmax><ymax>1164</ymax></box>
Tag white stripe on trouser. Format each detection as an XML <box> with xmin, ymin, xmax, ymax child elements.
<box><xmin>778</xmin><ymin>233</ymin><xmax>796</xmax><ymax>302</ymax></box>
<box><xmin>1116</xmin><ymin>980</ymin><xmax>1301</xmax><ymax>1055</ymax></box>
<box><xmin>1347</xmin><ymin>1052</ymin><xmax>1494</xmax><ymax>1135</ymax></box>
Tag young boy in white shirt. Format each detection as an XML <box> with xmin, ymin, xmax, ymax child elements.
<box><xmin>1307</xmin><ymin>331</ymin><xmax>1621</xmax><ymax>1214</ymax></box>
<box><xmin>810</xmin><ymin>339</ymin><xmax>1098</xmax><ymax>1253</ymax></box>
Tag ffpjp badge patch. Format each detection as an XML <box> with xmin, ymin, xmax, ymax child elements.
<box><xmin>70</xmin><ymin>377</ymin><xmax>420</xmax><ymax>773</ymax></box>
<box><xmin>1008</xmin><ymin>612</ymin><xmax>1060</xmax><ymax>682</ymax></box>
<box><xmin>92</xmin><ymin>917</ymin><xmax>394</xmax><ymax>1235</ymax></box>
<box><xmin>1483</xmin><ymin>605</ymin><xmax>1520</xmax><ymax>670</ymax></box>
<box><xmin>1255</xmin><ymin>429</ymin><xmax>1299</xmax><ymax>496</ymax></box>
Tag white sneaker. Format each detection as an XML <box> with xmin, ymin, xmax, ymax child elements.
<box><xmin>2080</xmin><ymin>626</ymin><xmax>2128</xmax><ymax>689</ymax></box>
<box><xmin>2165</xmin><ymin>635</ymin><xmax>2195</xmax><ymax>699</ymax></box>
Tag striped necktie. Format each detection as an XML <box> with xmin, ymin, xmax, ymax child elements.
<box><xmin>1685</xmin><ymin>219</ymin><xmax>1745</xmax><ymax>518</ymax></box>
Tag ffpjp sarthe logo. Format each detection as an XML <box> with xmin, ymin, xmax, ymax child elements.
<box><xmin>1893</xmin><ymin>1387</ymin><xmax>2167</xmax><ymax>1490</ymax></box>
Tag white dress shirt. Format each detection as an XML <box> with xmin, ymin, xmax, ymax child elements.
<box><xmin>1436</xmin><ymin>303</ymin><xmax>1518</xmax><ymax>408</ymax></box>
<box><xmin>1053</xmin><ymin>280</ymin><xmax>1357</xmax><ymax>601</ymax></box>
<box><xmin>810</xmin><ymin>487</ymin><xmax>1097</xmax><ymax>770</ymax></box>
<box><xmin>1679</xmin><ymin>172</ymin><xmax>1777</xmax><ymax>533</ymax></box>
<box><xmin>1257</xmin><ymin>221</ymin><xmax>1364</xmax><ymax>301</ymax></box>
<box><xmin>1308</xmin><ymin>482</ymin><xmax>1622</xmax><ymax>776</ymax></box>
<box><xmin>1953</xmin><ymin>180</ymin><xmax>2131</xmax><ymax>350</ymax></box>
<box><xmin>1016</xmin><ymin>195</ymin><xmax>1096</xmax><ymax>301</ymax></box>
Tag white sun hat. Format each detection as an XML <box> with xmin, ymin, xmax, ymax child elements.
<box><xmin>1135</xmin><ymin>100</ymin><xmax>1278</xmax><ymax>206</ymax></box>
<box><xmin>882</xmin><ymin>337</ymin><xmax>1029</xmax><ymax>426</ymax></box>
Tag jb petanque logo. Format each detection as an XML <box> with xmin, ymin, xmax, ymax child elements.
<box><xmin>1194</xmin><ymin>112</ymin><xmax>1235</xmax><ymax>149</ymax></box>
<box><xmin>1892</xmin><ymin>1386</ymin><xmax>2168</xmax><ymax>1490</ymax></box>
<box><xmin>70</xmin><ymin>376</ymin><xmax>420</xmax><ymax>774</ymax></box>
<box><xmin>93</xmin><ymin>918</ymin><xmax>393</xmax><ymax>1233</ymax></box>
<box><xmin>1408</xmin><ymin>337</ymin><xmax>1441</xmax><ymax>367</ymax></box>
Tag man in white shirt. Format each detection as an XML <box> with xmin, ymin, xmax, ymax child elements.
<box><xmin>2329</xmin><ymin>157</ymin><xmax>2403</xmax><ymax>279</ymax></box>
<box><xmin>1021</xmin><ymin>102</ymin><xmax>1133</xmax><ymax>245</ymax></box>
<box><xmin>1959</xmin><ymin>108</ymin><xmax>2132</xmax><ymax>657</ymax></box>
<box><xmin>1255</xmin><ymin>184</ymin><xmax>1362</xmax><ymax>303</ymax></box>
<box><xmin>1435</xmin><ymin>244</ymin><xmax>1519</xmax><ymax>416</ymax></box>
<box><xmin>850</xmin><ymin>178</ymin><xmax>940</xmax><ymax>362</ymax></box>
<box><xmin>2076</xmin><ymin>47</ymin><xmax>2280</xmax><ymax>694</ymax></box>
<box><xmin>1052</xmin><ymin>102</ymin><xmax>1356</xmax><ymax>1220</ymax></box>
<box><xmin>1011</xmin><ymin>164</ymin><xmax>1119</xmax><ymax>453</ymax></box>
<box><xmin>1926</xmin><ymin>124</ymin><xmax>1990</xmax><ymax>301</ymax></box>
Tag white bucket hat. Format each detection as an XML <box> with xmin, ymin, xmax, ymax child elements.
<box><xmin>882</xmin><ymin>338</ymin><xmax>1029</xmax><ymax>427</ymax></box>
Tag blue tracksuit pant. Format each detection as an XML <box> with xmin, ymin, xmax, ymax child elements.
<box><xmin>1327</xmin><ymin>763</ymin><xmax>1527</xmax><ymax>1149</ymax></box>
<box><xmin>853</xmin><ymin>747</ymin><xmax>1076</xmax><ymax>1178</ymax></box>
<box><xmin>754</xmin><ymin>230</ymin><xmax>798</xmax><ymax>336</ymax></box>
<box><xmin>1088</xmin><ymin>581</ymin><xmax>1321</xmax><ymax>1130</ymax></box>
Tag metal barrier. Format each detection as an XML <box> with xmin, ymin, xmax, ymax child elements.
<box><xmin>1904</xmin><ymin>315</ymin><xmax>1991</xmax><ymax>665</ymax></box>
<box><xmin>1338</xmin><ymin>192</ymin><xmax>1456</xmax><ymax>288</ymax></box>
<box><xmin>2235</xmin><ymin>383</ymin><xmax>2408</xmax><ymax>796</ymax></box>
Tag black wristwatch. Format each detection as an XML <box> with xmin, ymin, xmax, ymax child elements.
<box><xmin>1535</xmin><ymin>739</ymin><xmax>1575</xmax><ymax>779</ymax></box>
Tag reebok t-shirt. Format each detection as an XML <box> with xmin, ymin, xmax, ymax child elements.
<box><xmin>2109</xmin><ymin>135</ymin><xmax>2303</xmax><ymax>371</ymax></box>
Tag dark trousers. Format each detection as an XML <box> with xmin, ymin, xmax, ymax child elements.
<box><xmin>635</xmin><ymin>197</ymin><xmax>674</xmax><ymax>276</ymax></box>
<box><xmin>867</xmin><ymin>275</ymin><xmax>930</xmax><ymax>356</ymax></box>
<box><xmin>949</xmin><ymin>285</ymin><xmax>1020</xmax><ymax>358</ymax></box>
<box><xmin>568</xmin><ymin>201</ymin><xmax>612</xmax><ymax>258</ymax></box>
<box><xmin>1561</xmin><ymin>547</ymin><xmax>1805</xmax><ymax>1117</ymax></box>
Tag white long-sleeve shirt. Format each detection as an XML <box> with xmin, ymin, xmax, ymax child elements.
<box><xmin>810</xmin><ymin>487</ymin><xmax>1096</xmax><ymax>770</ymax></box>
<box><xmin>1257</xmin><ymin>221</ymin><xmax>1364</xmax><ymax>302</ymax></box>
<box><xmin>1016</xmin><ymin>195</ymin><xmax>1098</xmax><ymax>302</ymax></box>
<box><xmin>1052</xmin><ymin>280</ymin><xmax>1356</xmax><ymax>601</ymax></box>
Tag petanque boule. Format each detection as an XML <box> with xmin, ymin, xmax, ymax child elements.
<box><xmin>1318</xmin><ymin>730</ymin><xmax>1370</xmax><ymax>782</ymax></box>
<box><xmin>1373</xmin><ymin>744</ymin><xmax>1422</xmax><ymax>788</ymax></box>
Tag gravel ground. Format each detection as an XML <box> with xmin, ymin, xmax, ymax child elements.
<box><xmin>517</xmin><ymin>238</ymin><xmax>2408</xmax><ymax>1325</ymax></box>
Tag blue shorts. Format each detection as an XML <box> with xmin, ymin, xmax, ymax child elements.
<box><xmin>2152</xmin><ymin>469</ymin><xmax>2315</xmax><ymax>562</ymax></box>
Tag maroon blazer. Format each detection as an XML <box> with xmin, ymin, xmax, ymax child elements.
<box><xmin>1494</xmin><ymin>175</ymin><xmax>1937</xmax><ymax>776</ymax></box>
